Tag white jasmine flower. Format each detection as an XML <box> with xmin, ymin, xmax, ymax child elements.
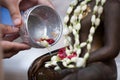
<box><xmin>67</xmin><ymin>7</ymin><xmax>73</xmax><ymax>14</ymax></box>
<box><xmin>51</xmin><ymin>61</ymin><xmax>57</xmax><ymax>65</ymax></box>
<box><xmin>40</xmin><ymin>40</ymin><xmax>49</xmax><ymax>47</ymax></box>
<box><xmin>84</xmin><ymin>52</ymin><xmax>90</xmax><ymax>60</ymax></box>
<box><xmin>90</xmin><ymin>26</ymin><xmax>95</xmax><ymax>34</ymax></box>
<box><xmin>69</xmin><ymin>45</ymin><xmax>73</xmax><ymax>51</ymax></box>
<box><xmin>74</xmin><ymin>6</ymin><xmax>81</xmax><ymax>14</ymax></box>
<box><xmin>82</xmin><ymin>5</ymin><xmax>87</xmax><ymax>11</ymax></box>
<box><xmin>66</xmin><ymin>49</ymin><xmax>71</xmax><ymax>55</ymax></box>
<box><xmin>76</xmin><ymin>58</ymin><xmax>85</xmax><ymax>67</ymax></box>
<box><xmin>95</xmin><ymin>18</ymin><xmax>100</xmax><ymax>26</ymax></box>
<box><xmin>66</xmin><ymin>58</ymin><xmax>71</xmax><ymax>64</ymax></box>
<box><xmin>75</xmin><ymin>34</ymin><xmax>79</xmax><ymax>39</ymax></box>
<box><xmin>96</xmin><ymin>0</ymin><xmax>100</xmax><ymax>4</ymax></box>
<box><xmin>101</xmin><ymin>0</ymin><xmax>106</xmax><ymax>5</ymax></box>
<box><xmin>87</xmin><ymin>44</ymin><xmax>91</xmax><ymax>50</ymax></box>
<box><xmin>70</xmin><ymin>15</ymin><xmax>77</xmax><ymax>23</ymax></box>
<box><xmin>45</xmin><ymin>63</ymin><xmax>51</xmax><ymax>68</ymax></box>
<box><xmin>63</xmin><ymin>61</ymin><xmax>67</xmax><ymax>67</ymax></box>
<box><xmin>51</xmin><ymin>56</ymin><xmax>58</xmax><ymax>61</ymax></box>
<box><xmin>98</xmin><ymin>6</ymin><xmax>103</xmax><ymax>15</ymax></box>
<box><xmin>93</xmin><ymin>5</ymin><xmax>98</xmax><ymax>12</ymax></box>
<box><xmin>75</xmin><ymin>39</ymin><xmax>80</xmax><ymax>45</ymax></box>
<box><xmin>91</xmin><ymin>15</ymin><xmax>96</xmax><ymax>24</ymax></box>
<box><xmin>64</xmin><ymin>38</ymin><xmax>69</xmax><ymax>45</ymax></box>
<box><xmin>64</xmin><ymin>15</ymin><xmax>69</xmax><ymax>24</ymax></box>
<box><xmin>76</xmin><ymin>48</ymin><xmax>81</xmax><ymax>55</ymax></box>
<box><xmin>71</xmin><ymin>57</ymin><xmax>77</xmax><ymax>62</ymax></box>
<box><xmin>66</xmin><ymin>36</ymin><xmax>71</xmax><ymax>43</ymax></box>
<box><xmin>79</xmin><ymin>14</ymin><xmax>83</xmax><ymax>20</ymax></box>
<box><xmin>72</xmin><ymin>29</ymin><xmax>77</xmax><ymax>35</ymax></box>
<box><xmin>74</xmin><ymin>23</ymin><xmax>81</xmax><ymax>30</ymax></box>
<box><xmin>81</xmin><ymin>1</ymin><xmax>87</xmax><ymax>5</ymax></box>
<box><xmin>63</xmin><ymin>27</ymin><xmax>70</xmax><ymax>35</ymax></box>
<box><xmin>73</xmin><ymin>47</ymin><xmax>78</xmax><ymax>52</ymax></box>
<box><xmin>80</xmin><ymin>42</ymin><xmax>87</xmax><ymax>48</ymax></box>
<box><xmin>88</xmin><ymin>35</ymin><xmax>93</xmax><ymax>43</ymax></box>
<box><xmin>54</xmin><ymin>66</ymin><xmax>60</xmax><ymax>70</ymax></box>
<box><xmin>68</xmin><ymin>25</ymin><xmax>73</xmax><ymax>32</ymax></box>
<box><xmin>70</xmin><ymin>0</ymin><xmax>78</xmax><ymax>6</ymax></box>
<box><xmin>67</xmin><ymin>64</ymin><xmax>75</xmax><ymax>68</ymax></box>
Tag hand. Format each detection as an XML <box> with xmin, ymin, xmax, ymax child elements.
<box><xmin>0</xmin><ymin>0</ymin><xmax>54</xmax><ymax>26</ymax></box>
<box><xmin>0</xmin><ymin>24</ymin><xmax>31</xmax><ymax>58</ymax></box>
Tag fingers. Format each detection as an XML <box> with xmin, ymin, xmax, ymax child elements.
<box><xmin>3</xmin><ymin>33</ymin><xmax>19</xmax><ymax>41</ymax></box>
<box><xmin>0</xmin><ymin>41</ymin><xmax>30</xmax><ymax>58</ymax></box>
<box><xmin>0</xmin><ymin>24</ymin><xmax>19</xmax><ymax>35</ymax></box>
<box><xmin>6</xmin><ymin>0</ymin><xmax>22</xmax><ymax>26</ymax></box>
<box><xmin>1</xmin><ymin>41</ymin><xmax>31</xmax><ymax>58</ymax></box>
<box><xmin>0</xmin><ymin>24</ymin><xmax>20</xmax><ymax>41</ymax></box>
<box><xmin>1</xmin><ymin>41</ymin><xmax>31</xmax><ymax>54</ymax></box>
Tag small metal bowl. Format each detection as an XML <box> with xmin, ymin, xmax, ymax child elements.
<box><xmin>20</xmin><ymin>5</ymin><xmax>63</xmax><ymax>48</ymax></box>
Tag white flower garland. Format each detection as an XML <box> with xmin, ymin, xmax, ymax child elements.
<box><xmin>45</xmin><ymin>0</ymin><xmax>106</xmax><ymax>70</ymax></box>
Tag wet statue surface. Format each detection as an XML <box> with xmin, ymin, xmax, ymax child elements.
<box><xmin>28</xmin><ymin>0</ymin><xmax>120</xmax><ymax>80</ymax></box>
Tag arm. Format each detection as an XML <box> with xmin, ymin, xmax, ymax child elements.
<box><xmin>88</xmin><ymin>1</ymin><xmax>120</xmax><ymax>63</ymax></box>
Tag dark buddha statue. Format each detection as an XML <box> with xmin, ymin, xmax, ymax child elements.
<box><xmin>28</xmin><ymin>0</ymin><xmax>120</xmax><ymax>80</ymax></box>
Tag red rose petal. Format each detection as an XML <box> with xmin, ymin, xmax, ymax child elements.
<box><xmin>46</xmin><ymin>39</ymin><xmax>55</xmax><ymax>44</ymax></box>
<box><xmin>67</xmin><ymin>52</ymin><xmax>77</xmax><ymax>59</ymax></box>
<box><xmin>58</xmin><ymin>47</ymin><xmax>67</xmax><ymax>59</ymax></box>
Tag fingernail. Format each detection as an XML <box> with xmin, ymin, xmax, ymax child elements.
<box><xmin>13</xmin><ymin>18</ymin><xmax>21</xmax><ymax>26</ymax></box>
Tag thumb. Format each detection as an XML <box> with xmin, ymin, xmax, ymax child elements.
<box><xmin>7</xmin><ymin>3</ymin><xmax>22</xmax><ymax>27</ymax></box>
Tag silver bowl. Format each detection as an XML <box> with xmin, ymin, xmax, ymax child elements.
<box><xmin>20</xmin><ymin>5</ymin><xmax>63</xmax><ymax>48</ymax></box>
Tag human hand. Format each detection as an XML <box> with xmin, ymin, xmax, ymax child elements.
<box><xmin>0</xmin><ymin>24</ymin><xmax>31</xmax><ymax>58</ymax></box>
<box><xmin>0</xmin><ymin>0</ymin><xmax>54</xmax><ymax>26</ymax></box>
